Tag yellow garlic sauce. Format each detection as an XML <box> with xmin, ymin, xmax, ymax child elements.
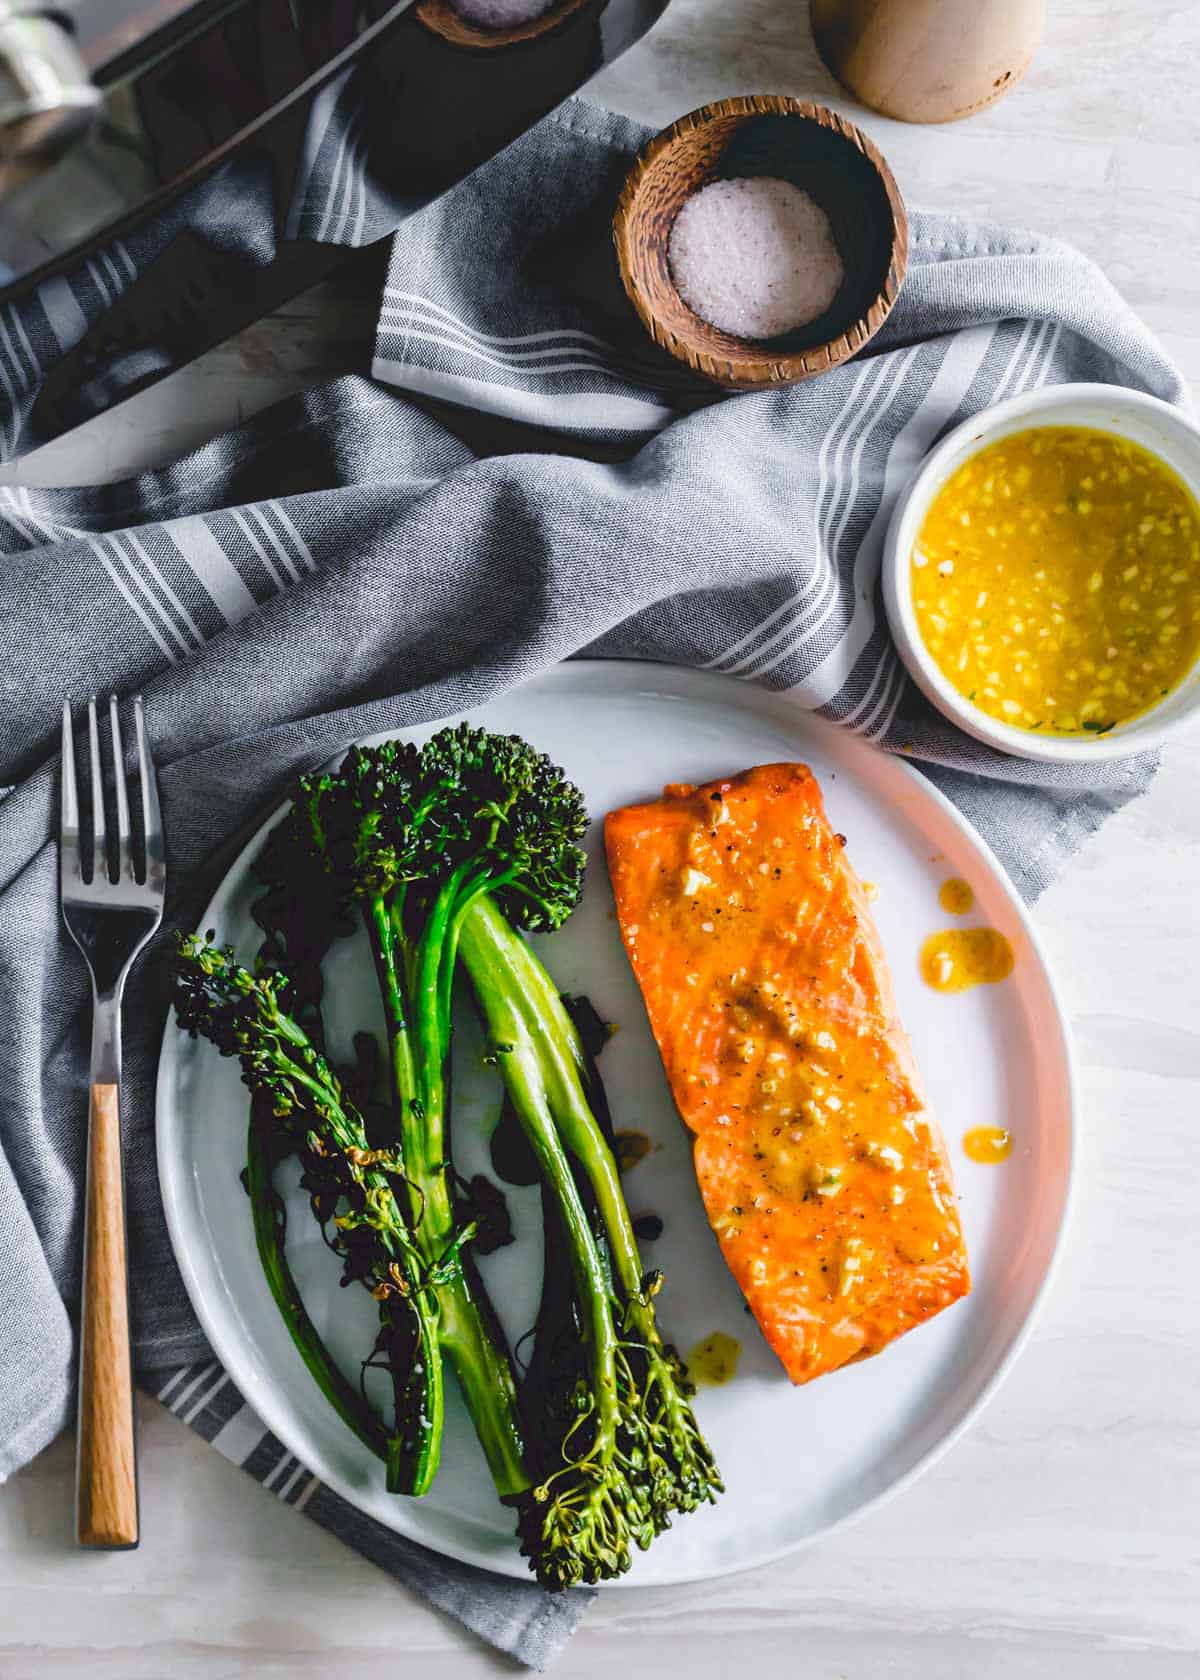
<box><xmin>687</xmin><ymin>1331</ymin><xmax>741</xmax><ymax>1386</ymax></box>
<box><xmin>912</xmin><ymin>426</ymin><xmax>1200</xmax><ymax>737</ymax></box>
<box><xmin>920</xmin><ymin>928</ymin><xmax>1014</xmax><ymax>992</ymax></box>
<box><xmin>614</xmin><ymin>1129</ymin><xmax>654</xmax><ymax>1173</ymax></box>
<box><xmin>938</xmin><ymin>877</ymin><xmax>974</xmax><ymax>915</ymax></box>
<box><xmin>962</xmin><ymin>1126</ymin><xmax>1014</xmax><ymax>1164</ymax></box>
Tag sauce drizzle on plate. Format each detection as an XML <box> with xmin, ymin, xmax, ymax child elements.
<box><xmin>614</xmin><ymin>1129</ymin><xmax>654</xmax><ymax>1173</ymax></box>
<box><xmin>938</xmin><ymin>877</ymin><xmax>974</xmax><ymax>915</ymax></box>
<box><xmin>962</xmin><ymin>1126</ymin><xmax>1013</xmax><ymax>1164</ymax></box>
<box><xmin>920</xmin><ymin>928</ymin><xmax>1014</xmax><ymax>992</ymax></box>
<box><xmin>687</xmin><ymin>1332</ymin><xmax>741</xmax><ymax>1386</ymax></box>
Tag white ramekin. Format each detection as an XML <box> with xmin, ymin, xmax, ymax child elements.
<box><xmin>882</xmin><ymin>383</ymin><xmax>1200</xmax><ymax>763</ymax></box>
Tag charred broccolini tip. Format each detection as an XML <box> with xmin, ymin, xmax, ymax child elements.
<box><xmin>173</xmin><ymin>933</ymin><xmax>444</xmax><ymax>1496</ymax></box>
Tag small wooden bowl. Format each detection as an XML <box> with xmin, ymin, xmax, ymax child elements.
<box><xmin>613</xmin><ymin>95</ymin><xmax>908</xmax><ymax>390</ymax></box>
<box><xmin>415</xmin><ymin>0</ymin><xmax>595</xmax><ymax>51</ymax></box>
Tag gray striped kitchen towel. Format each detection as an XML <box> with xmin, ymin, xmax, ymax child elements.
<box><xmin>0</xmin><ymin>96</ymin><xmax>1187</xmax><ymax>1669</ymax></box>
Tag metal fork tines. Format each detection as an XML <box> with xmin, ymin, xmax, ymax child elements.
<box><xmin>60</xmin><ymin>695</ymin><xmax>165</xmax><ymax>1552</ymax></box>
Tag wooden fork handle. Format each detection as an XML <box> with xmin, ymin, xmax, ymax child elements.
<box><xmin>76</xmin><ymin>1080</ymin><xmax>139</xmax><ymax>1549</ymax></box>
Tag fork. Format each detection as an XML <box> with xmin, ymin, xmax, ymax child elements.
<box><xmin>60</xmin><ymin>695</ymin><xmax>165</xmax><ymax>1550</ymax></box>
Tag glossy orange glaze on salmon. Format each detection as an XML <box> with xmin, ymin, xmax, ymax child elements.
<box><xmin>604</xmin><ymin>764</ymin><xmax>970</xmax><ymax>1386</ymax></box>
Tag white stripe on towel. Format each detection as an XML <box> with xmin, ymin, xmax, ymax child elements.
<box><xmin>382</xmin><ymin>289</ymin><xmax>614</xmax><ymax>351</ymax></box>
<box><xmin>264</xmin><ymin>500</ymin><xmax>318</xmax><ymax>575</ymax></box>
<box><xmin>372</xmin><ymin>356</ymin><xmax>675</xmax><ymax>431</ymax></box>
<box><xmin>166</xmin><ymin>1363</ymin><xmax>220</xmax><ymax>1416</ymax></box>
<box><xmin>90</xmin><ymin>539</ymin><xmax>179</xmax><ymax>663</ymax></box>
<box><xmin>868</xmin><ymin>660</ymin><xmax>910</xmax><ymax>742</ymax></box>
<box><xmin>262</xmin><ymin>1451</ymin><xmax>297</xmax><ymax>1492</ymax></box>
<box><xmin>377</xmin><ymin>324</ymin><xmax>636</xmax><ymax>383</ymax></box>
<box><xmin>155</xmin><ymin>1367</ymin><xmax>194</xmax><ymax>1405</ymax></box>
<box><xmin>210</xmin><ymin>1403</ymin><xmax>271</xmax><ymax>1466</ymax></box>
<box><xmin>286</xmin><ymin>70</ymin><xmax>346</xmax><ymax>242</ymax></box>
<box><xmin>714</xmin><ymin>351</ymin><xmax>914</xmax><ymax>682</ymax></box>
<box><xmin>701</xmin><ymin>354</ymin><xmax>888</xmax><ymax>673</ymax></box>
<box><xmin>275</xmin><ymin>1460</ymin><xmax>309</xmax><ymax>1503</ymax></box>
<box><xmin>378</xmin><ymin>309</ymin><xmax>616</xmax><ymax>371</ymax></box>
<box><xmin>38</xmin><ymin>274</ymin><xmax>89</xmax><ymax>354</ymax></box>
<box><xmin>292</xmin><ymin>1476</ymin><xmax>321</xmax><ymax>1513</ymax></box>
<box><xmin>241</xmin><ymin>505</ymin><xmax>302</xmax><ymax>584</ymax></box>
<box><xmin>165</xmin><ymin>514</ymin><xmax>258</xmax><ymax>626</ymax></box>
<box><xmin>229</xmin><ymin>508</ymin><xmax>289</xmax><ymax>589</ymax></box>
<box><xmin>183</xmin><ymin>1371</ymin><xmax>230</xmax><ymax>1426</ymax></box>
<box><xmin>318</xmin><ymin>107</ymin><xmax>362</xmax><ymax>245</ymax></box>
<box><xmin>117</xmin><ymin>530</ymin><xmax>206</xmax><ymax>647</ymax></box>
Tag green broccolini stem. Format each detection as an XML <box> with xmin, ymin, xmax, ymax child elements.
<box><xmin>460</xmin><ymin>895</ymin><xmax>645</xmax><ymax>1300</ymax></box>
<box><xmin>457</xmin><ymin>892</ymin><xmax>721</xmax><ymax>1541</ymax></box>
<box><xmin>245</xmin><ymin>1101</ymin><xmax>393</xmax><ymax>1465</ymax></box>
<box><xmin>433</xmin><ymin>1264</ymin><xmax>529</xmax><ymax>1497</ymax></box>
<box><xmin>365</xmin><ymin>888</ymin><xmax>529</xmax><ymax>1499</ymax></box>
<box><xmin>456</xmin><ymin>897</ymin><xmax>623</xmax><ymax>1472</ymax></box>
<box><xmin>415</xmin><ymin>861</ymin><xmax>475</xmax><ymax>1072</ymax></box>
<box><xmin>367</xmin><ymin>894</ymin><xmax>421</xmax><ymax>1175</ymax></box>
<box><xmin>436</xmin><ymin>863</ymin><xmax>517</xmax><ymax>1054</ymax></box>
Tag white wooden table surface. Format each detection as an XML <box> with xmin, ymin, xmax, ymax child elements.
<box><xmin>2</xmin><ymin>2</ymin><xmax>1198</xmax><ymax>1674</ymax></box>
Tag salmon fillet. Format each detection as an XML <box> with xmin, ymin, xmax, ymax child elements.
<box><xmin>604</xmin><ymin>764</ymin><xmax>970</xmax><ymax>1385</ymax></box>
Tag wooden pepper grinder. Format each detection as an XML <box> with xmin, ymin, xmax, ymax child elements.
<box><xmin>810</xmin><ymin>0</ymin><xmax>1046</xmax><ymax>125</ymax></box>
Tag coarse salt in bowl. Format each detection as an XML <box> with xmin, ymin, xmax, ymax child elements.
<box><xmin>613</xmin><ymin>95</ymin><xmax>907</xmax><ymax>391</ymax></box>
<box><xmin>447</xmin><ymin>0</ymin><xmax>558</xmax><ymax>24</ymax></box>
<box><xmin>667</xmin><ymin>177</ymin><xmax>845</xmax><ymax>341</ymax></box>
<box><xmin>416</xmin><ymin>0</ymin><xmax>587</xmax><ymax>48</ymax></box>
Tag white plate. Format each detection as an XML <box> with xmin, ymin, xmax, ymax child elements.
<box><xmin>157</xmin><ymin>661</ymin><xmax>1075</xmax><ymax>1588</ymax></box>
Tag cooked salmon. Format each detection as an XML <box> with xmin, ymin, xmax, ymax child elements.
<box><xmin>604</xmin><ymin>764</ymin><xmax>970</xmax><ymax>1386</ymax></box>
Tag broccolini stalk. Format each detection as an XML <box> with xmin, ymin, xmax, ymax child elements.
<box><xmin>277</xmin><ymin>745</ymin><xmax>529</xmax><ymax>1499</ymax></box>
<box><xmin>174</xmin><ymin>935</ymin><xmax>442</xmax><ymax>1494</ymax></box>
<box><xmin>459</xmin><ymin>896</ymin><xmax>721</xmax><ymax>1586</ymax></box>
<box><xmin>244</xmin><ymin>1092</ymin><xmax>391</xmax><ymax>1463</ymax></box>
